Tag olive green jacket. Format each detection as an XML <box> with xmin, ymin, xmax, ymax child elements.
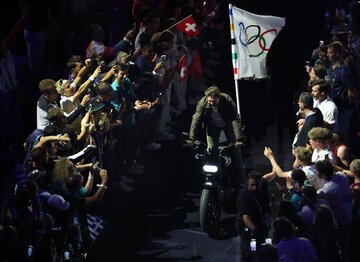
<box><xmin>189</xmin><ymin>92</ymin><xmax>244</xmax><ymax>142</ymax></box>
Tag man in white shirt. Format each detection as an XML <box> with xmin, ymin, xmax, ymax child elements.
<box><xmin>311</xmin><ymin>79</ymin><xmax>339</xmax><ymax>133</ymax></box>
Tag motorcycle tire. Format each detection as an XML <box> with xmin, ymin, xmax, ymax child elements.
<box><xmin>199</xmin><ymin>188</ymin><xmax>221</xmax><ymax>238</ymax></box>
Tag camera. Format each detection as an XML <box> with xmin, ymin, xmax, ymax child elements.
<box><xmin>250</xmin><ymin>239</ymin><xmax>256</xmax><ymax>251</ymax></box>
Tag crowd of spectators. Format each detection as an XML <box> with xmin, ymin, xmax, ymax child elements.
<box><xmin>0</xmin><ymin>0</ymin><xmax>360</xmax><ymax>262</ymax></box>
<box><xmin>237</xmin><ymin>2</ymin><xmax>360</xmax><ymax>261</ymax></box>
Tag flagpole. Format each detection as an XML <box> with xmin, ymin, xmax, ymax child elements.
<box><xmin>161</xmin><ymin>15</ymin><xmax>192</xmax><ymax>33</ymax></box>
<box><xmin>228</xmin><ymin>4</ymin><xmax>242</xmax><ymax>120</ymax></box>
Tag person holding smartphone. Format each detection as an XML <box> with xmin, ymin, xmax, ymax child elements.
<box><xmin>236</xmin><ymin>171</ymin><xmax>271</xmax><ymax>262</ymax></box>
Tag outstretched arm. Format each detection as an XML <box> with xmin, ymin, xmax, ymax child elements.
<box><xmin>263</xmin><ymin>147</ymin><xmax>290</xmax><ymax>178</ymax></box>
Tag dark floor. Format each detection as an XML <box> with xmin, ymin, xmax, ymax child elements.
<box><xmin>83</xmin><ymin>107</ymin><xmax>294</xmax><ymax>262</ymax></box>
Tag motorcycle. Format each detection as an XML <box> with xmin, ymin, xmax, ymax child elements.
<box><xmin>182</xmin><ymin>133</ymin><xmax>244</xmax><ymax>238</ymax></box>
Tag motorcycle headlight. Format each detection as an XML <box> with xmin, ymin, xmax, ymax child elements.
<box><xmin>203</xmin><ymin>164</ymin><xmax>218</xmax><ymax>173</ymax></box>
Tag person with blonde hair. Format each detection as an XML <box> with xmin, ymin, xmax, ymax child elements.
<box><xmin>308</xmin><ymin>127</ymin><xmax>337</xmax><ymax>165</ymax></box>
<box><xmin>263</xmin><ymin>146</ymin><xmax>325</xmax><ymax>191</ymax></box>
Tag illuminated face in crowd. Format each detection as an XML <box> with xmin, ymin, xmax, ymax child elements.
<box><xmin>207</xmin><ymin>96</ymin><xmax>219</xmax><ymax>107</ymax></box>
<box><xmin>116</xmin><ymin>69</ymin><xmax>127</xmax><ymax>84</ymax></box>
<box><xmin>327</xmin><ymin>47</ymin><xmax>340</xmax><ymax>63</ymax></box>
<box><xmin>318</xmin><ymin>50</ymin><xmax>329</xmax><ymax>65</ymax></box>
<box><xmin>46</xmin><ymin>87</ymin><xmax>59</xmax><ymax>102</ymax></box>
<box><xmin>59</xmin><ymin>79</ymin><xmax>76</xmax><ymax>97</ymax></box>
<box><xmin>309</xmin><ymin>137</ymin><xmax>319</xmax><ymax>150</ymax></box>
<box><xmin>311</xmin><ymin>84</ymin><xmax>323</xmax><ymax>100</ymax></box>
<box><xmin>247</xmin><ymin>178</ymin><xmax>258</xmax><ymax>192</ymax></box>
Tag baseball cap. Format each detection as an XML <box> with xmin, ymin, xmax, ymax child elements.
<box><xmin>47</xmin><ymin>194</ymin><xmax>70</xmax><ymax>211</ymax></box>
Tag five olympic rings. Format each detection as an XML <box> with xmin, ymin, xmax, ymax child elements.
<box><xmin>238</xmin><ymin>22</ymin><xmax>278</xmax><ymax>57</ymax></box>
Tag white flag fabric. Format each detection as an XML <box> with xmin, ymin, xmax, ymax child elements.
<box><xmin>229</xmin><ymin>5</ymin><xmax>285</xmax><ymax>79</ymax></box>
<box><xmin>87</xmin><ymin>214</ymin><xmax>108</xmax><ymax>241</ymax></box>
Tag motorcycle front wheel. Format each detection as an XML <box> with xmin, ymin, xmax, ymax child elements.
<box><xmin>199</xmin><ymin>188</ymin><xmax>221</xmax><ymax>238</ymax></box>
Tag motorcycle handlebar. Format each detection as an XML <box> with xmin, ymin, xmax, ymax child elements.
<box><xmin>181</xmin><ymin>132</ymin><xmax>235</xmax><ymax>156</ymax></box>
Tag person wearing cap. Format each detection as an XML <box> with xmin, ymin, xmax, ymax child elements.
<box><xmin>47</xmin><ymin>194</ymin><xmax>70</xmax><ymax>211</ymax></box>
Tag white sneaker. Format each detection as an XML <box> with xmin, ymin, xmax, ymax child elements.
<box><xmin>145</xmin><ymin>142</ymin><xmax>162</xmax><ymax>151</ymax></box>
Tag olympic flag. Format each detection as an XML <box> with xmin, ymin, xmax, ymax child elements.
<box><xmin>229</xmin><ymin>5</ymin><xmax>285</xmax><ymax>79</ymax></box>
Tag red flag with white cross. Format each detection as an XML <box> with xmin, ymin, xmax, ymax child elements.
<box><xmin>175</xmin><ymin>15</ymin><xmax>199</xmax><ymax>37</ymax></box>
<box><xmin>177</xmin><ymin>55</ymin><xmax>187</xmax><ymax>83</ymax></box>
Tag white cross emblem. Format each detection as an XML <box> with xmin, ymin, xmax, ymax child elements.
<box><xmin>185</xmin><ymin>23</ymin><xmax>196</xmax><ymax>32</ymax></box>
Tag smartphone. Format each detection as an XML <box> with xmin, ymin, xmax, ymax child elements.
<box><xmin>27</xmin><ymin>245</ymin><xmax>34</xmax><ymax>257</ymax></box>
<box><xmin>250</xmin><ymin>239</ymin><xmax>256</xmax><ymax>251</ymax></box>
<box><xmin>64</xmin><ymin>250</ymin><xmax>70</xmax><ymax>260</ymax></box>
<box><xmin>14</xmin><ymin>183</ymin><xmax>19</xmax><ymax>195</ymax></box>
